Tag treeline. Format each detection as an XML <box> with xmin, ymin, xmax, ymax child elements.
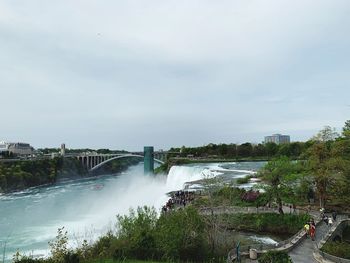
<box><xmin>38</xmin><ymin>148</ymin><xmax>128</xmax><ymax>154</ymax></box>
<box><xmin>259</xmin><ymin>120</ymin><xmax>350</xmax><ymax>211</ymax></box>
<box><xmin>0</xmin><ymin>158</ymin><xmax>63</xmax><ymax>193</ymax></box>
<box><xmin>169</xmin><ymin>141</ymin><xmax>312</xmax><ymax>160</ymax></box>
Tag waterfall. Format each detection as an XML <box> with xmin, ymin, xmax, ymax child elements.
<box><xmin>165</xmin><ymin>165</ymin><xmax>216</xmax><ymax>190</ymax></box>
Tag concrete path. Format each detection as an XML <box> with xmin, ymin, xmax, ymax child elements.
<box><xmin>289</xmin><ymin>220</ymin><xmax>330</xmax><ymax>263</ymax></box>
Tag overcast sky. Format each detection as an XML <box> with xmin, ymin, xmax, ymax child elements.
<box><xmin>1</xmin><ymin>1</ymin><xmax>349</xmax><ymax>151</ymax></box>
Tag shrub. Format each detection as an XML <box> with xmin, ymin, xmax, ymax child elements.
<box><xmin>241</xmin><ymin>190</ymin><xmax>260</xmax><ymax>202</ymax></box>
<box><xmin>321</xmin><ymin>241</ymin><xmax>350</xmax><ymax>259</ymax></box>
<box><xmin>221</xmin><ymin>213</ymin><xmax>310</xmax><ymax>235</ymax></box>
<box><xmin>115</xmin><ymin>206</ymin><xmax>158</xmax><ymax>260</ymax></box>
<box><xmin>156</xmin><ymin>206</ymin><xmax>208</xmax><ymax>262</ymax></box>
<box><xmin>48</xmin><ymin>227</ymin><xmax>69</xmax><ymax>263</ymax></box>
<box><xmin>236</xmin><ymin>177</ymin><xmax>249</xmax><ymax>184</ymax></box>
<box><xmin>259</xmin><ymin>251</ymin><xmax>293</xmax><ymax>263</ymax></box>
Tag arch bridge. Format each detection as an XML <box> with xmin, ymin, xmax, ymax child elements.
<box><xmin>72</xmin><ymin>147</ymin><xmax>166</xmax><ymax>174</ymax></box>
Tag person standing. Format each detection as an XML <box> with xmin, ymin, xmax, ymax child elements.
<box><xmin>304</xmin><ymin>223</ymin><xmax>310</xmax><ymax>237</ymax></box>
<box><xmin>332</xmin><ymin>211</ymin><xmax>337</xmax><ymax>221</ymax></box>
<box><xmin>328</xmin><ymin>217</ymin><xmax>333</xmax><ymax>227</ymax></box>
<box><xmin>310</xmin><ymin>221</ymin><xmax>316</xmax><ymax>241</ymax></box>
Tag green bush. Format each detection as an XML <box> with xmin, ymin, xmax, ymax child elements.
<box><xmin>220</xmin><ymin>213</ymin><xmax>310</xmax><ymax>235</ymax></box>
<box><xmin>86</xmin><ymin>206</ymin><xmax>209</xmax><ymax>262</ymax></box>
<box><xmin>321</xmin><ymin>241</ymin><xmax>350</xmax><ymax>259</ymax></box>
<box><xmin>156</xmin><ymin>206</ymin><xmax>208</xmax><ymax>262</ymax></box>
<box><xmin>258</xmin><ymin>251</ymin><xmax>293</xmax><ymax>263</ymax></box>
<box><xmin>236</xmin><ymin>176</ymin><xmax>249</xmax><ymax>184</ymax></box>
<box><xmin>115</xmin><ymin>206</ymin><xmax>158</xmax><ymax>260</ymax></box>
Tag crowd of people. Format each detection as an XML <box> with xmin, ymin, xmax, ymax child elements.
<box><xmin>321</xmin><ymin>208</ymin><xmax>337</xmax><ymax>227</ymax></box>
<box><xmin>162</xmin><ymin>190</ymin><xmax>195</xmax><ymax>213</ymax></box>
<box><xmin>304</xmin><ymin>209</ymin><xmax>338</xmax><ymax>241</ymax></box>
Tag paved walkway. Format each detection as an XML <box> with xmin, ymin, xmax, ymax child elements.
<box><xmin>289</xmin><ymin>222</ymin><xmax>324</xmax><ymax>262</ymax></box>
<box><xmin>289</xmin><ymin>217</ymin><xmax>336</xmax><ymax>263</ymax></box>
<box><xmin>218</xmin><ymin>206</ymin><xmax>344</xmax><ymax>263</ymax></box>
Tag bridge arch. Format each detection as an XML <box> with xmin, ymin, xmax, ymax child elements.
<box><xmin>90</xmin><ymin>154</ymin><xmax>164</xmax><ymax>172</ymax></box>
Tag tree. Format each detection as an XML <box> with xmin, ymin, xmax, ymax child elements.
<box><xmin>200</xmin><ymin>176</ymin><xmax>228</xmax><ymax>256</ymax></box>
<box><xmin>306</xmin><ymin>142</ymin><xmax>333</xmax><ymax>208</ymax></box>
<box><xmin>116</xmin><ymin>206</ymin><xmax>158</xmax><ymax>259</ymax></box>
<box><xmin>342</xmin><ymin>120</ymin><xmax>350</xmax><ymax>139</ymax></box>
<box><xmin>253</xmin><ymin>143</ymin><xmax>266</xmax><ymax>157</ymax></box>
<box><xmin>306</xmin><ymin>126</ymin><xmax>347</xmax><ymax>208</ymax></box>
<box><xmin>48</xmin><ymin>227</ymin><xmax>69</xmax><ymax>263</ymax></box>
<box><xmin>327</xmin><ymin>139</ymin><xmax>350</xmax><ymax>205</ymax></box>
<box><xmin>156</xmin><ymin>207</ymin><xmax>207</xmax><ymax>261</ymax></box>
<box><xmin>237</xmin><ymin>143</ymin><xmax>253</xmax><ymax>157</ymax></box>
<box><xmin>265</xmin><ymin>142</ymin><xmax>278</xmax><ymax>158</ymax></box>
<box><xmin>312</xmin><ymin>125</ymin><xmax>339</xmax><ymax>142</ymax></box>
<box><xmin>260</xmin><ymin>156</ymin><xmax>299</xmax><ymax>214</ymax></box>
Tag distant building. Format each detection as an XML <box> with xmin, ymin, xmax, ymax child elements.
<box><xmin>60</xmin><ymin>143</ymin><xmax>66</xmax><ymax>156</ymax></box>
<box><xmin>0</xmin><ymin>141</ymin><xmax>34</xmax><ymax>156</ymax></box>
<box><xmin>264</xmin><ymin>134</ymin><xmax>290</xmax><ymax>144</ymax></box>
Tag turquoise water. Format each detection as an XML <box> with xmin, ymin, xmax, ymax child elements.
<box><xmin>0</xmin><ymin>161</ymin><xmax>267</xmax><ymax>260</ymax></box>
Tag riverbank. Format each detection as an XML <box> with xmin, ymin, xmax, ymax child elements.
<box><xmin>0</xmin><ymin>157</ymin><xmax>141</xmax><ymax>193</ymax></box>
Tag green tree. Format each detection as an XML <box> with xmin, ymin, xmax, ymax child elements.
<box><xmin>260</xmin><ymin>157</ymin><xmax>299</xmax><ymax>214</ymax></box>
<box><xmin>312</xmin><ymin>125</ymin><xmax>339</xmax><ymax>142</ymax></box>
<box><xmin>342</xmin><ymin>120</ymin><xmax>350</xmax><ymax>139</ymax></box>
<box><xmin>306</xmin><ymin>126</ymin><xmax>344</xmax><ymax>208</ymax></box>
<box><xmin>265</xmin><ymin>142</ymin><xmax>278</xmax><ymax>158</ymax></box>
<box><xmin>327</xmin><ymin>139</ymin><xmax>350</xmax><ymax>205</ymax></box>
<box><xmin>156</xmin><ymin>206</ymin><xmax>207</xmax><ymax>261</ymax></box>
<box><xmin>237</xmin><ymin>143</ymin><xmax>253</xmax><ymax>157</ymax></box>
<box><xmin>116</xmin><ymin>206</ymin><xmax>158</xmax><ymax>260</ymax></box>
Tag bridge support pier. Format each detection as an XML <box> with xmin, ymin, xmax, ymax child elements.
<box><xmin>144</xmin><ymin>146</ymin><xmax>154</xmax><ymax>175</ymax></box>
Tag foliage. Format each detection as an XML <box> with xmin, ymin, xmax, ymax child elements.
<box><xmin>115</xmin><ymin>206</ymin><xmax>158</xmax><ymax>260</ymax></box>
<box><xmin>305</xmin><ymin>125</ymin><xmax>350</xmax><ymax>207</ymax></box>
<box><xmin>236</xmin><ymin>176</ymin><xmax>249</xmax><ymax>184</ymax></box>
<box><xmin>220</xmin><ymin>213</ymin><xmax>310</xmax><ymax>235</ymax></box>
<box><xmin>241</xmin><ymin>190</ymin><xmax>260</xmax><ymax>202</ymax></box>
<box><xmin>192</xmin><ymin>186</ymin><xmax>267</xmax><ymax>208</ymax></box>
<box><xmin>259</xmin><ymin>157</ymin><xmax>302</xmax><ymax>214</ymax></box>
<box><xmin>0</xmin><ymin>156</ymin><xmax>140</xmax><ymax>193</ymax></box>
<box><xmin>168</xmin><ymin>141</ymin><xmax>310</xmax><ymax>160</ymax></box>
<box><xmin>0</xmin><ymin>158</ymin><xmax>63</xmax><ymax>193</ymax></box>
<box><xmin>342</xmin><ymin>120</ymin><xmax>350</xmax><ymax>139</ymax></box>
<box><xmin>312</xmin><ymin>125</ymin><xmax>339</xmax><ymax>142</ymax></box>
<box><xmin>258</xmin><ymin>251</ymin><xmax>293</xmax><ymax>263</ymax></box>
<box><xmin>12</xmin><ymin>252</ymin><xmax>47</xmax><ymax>263</ymax></box>
<box><xmin>85</xmin><ymin>206</ymin><xmax>209</xmax><ymax>262</ymax></box>
<box><xmin>48</xmin><ymin>227</ymin><xmax>69</xmax><ymax>263</ymax></box>
<box><xmin>156</xmin><ymin>206</ymin><xmax>207</xmax><ymax>261</ymax></box>
<box><xmin>321</xmin><ymin>241</ymin><xmax>350</xmax><ymax>259</ymax></box>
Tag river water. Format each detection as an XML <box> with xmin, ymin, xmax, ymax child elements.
<box><xmin>0</xmin><ymin>161</ymin><xmax>268</xmax><ymax>260</ymax></box>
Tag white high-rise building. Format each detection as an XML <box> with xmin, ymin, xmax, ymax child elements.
<box><xmin>264</xmin><ymin>134</ymin><xmax>290</xmax><ymax>144</ymax></box>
